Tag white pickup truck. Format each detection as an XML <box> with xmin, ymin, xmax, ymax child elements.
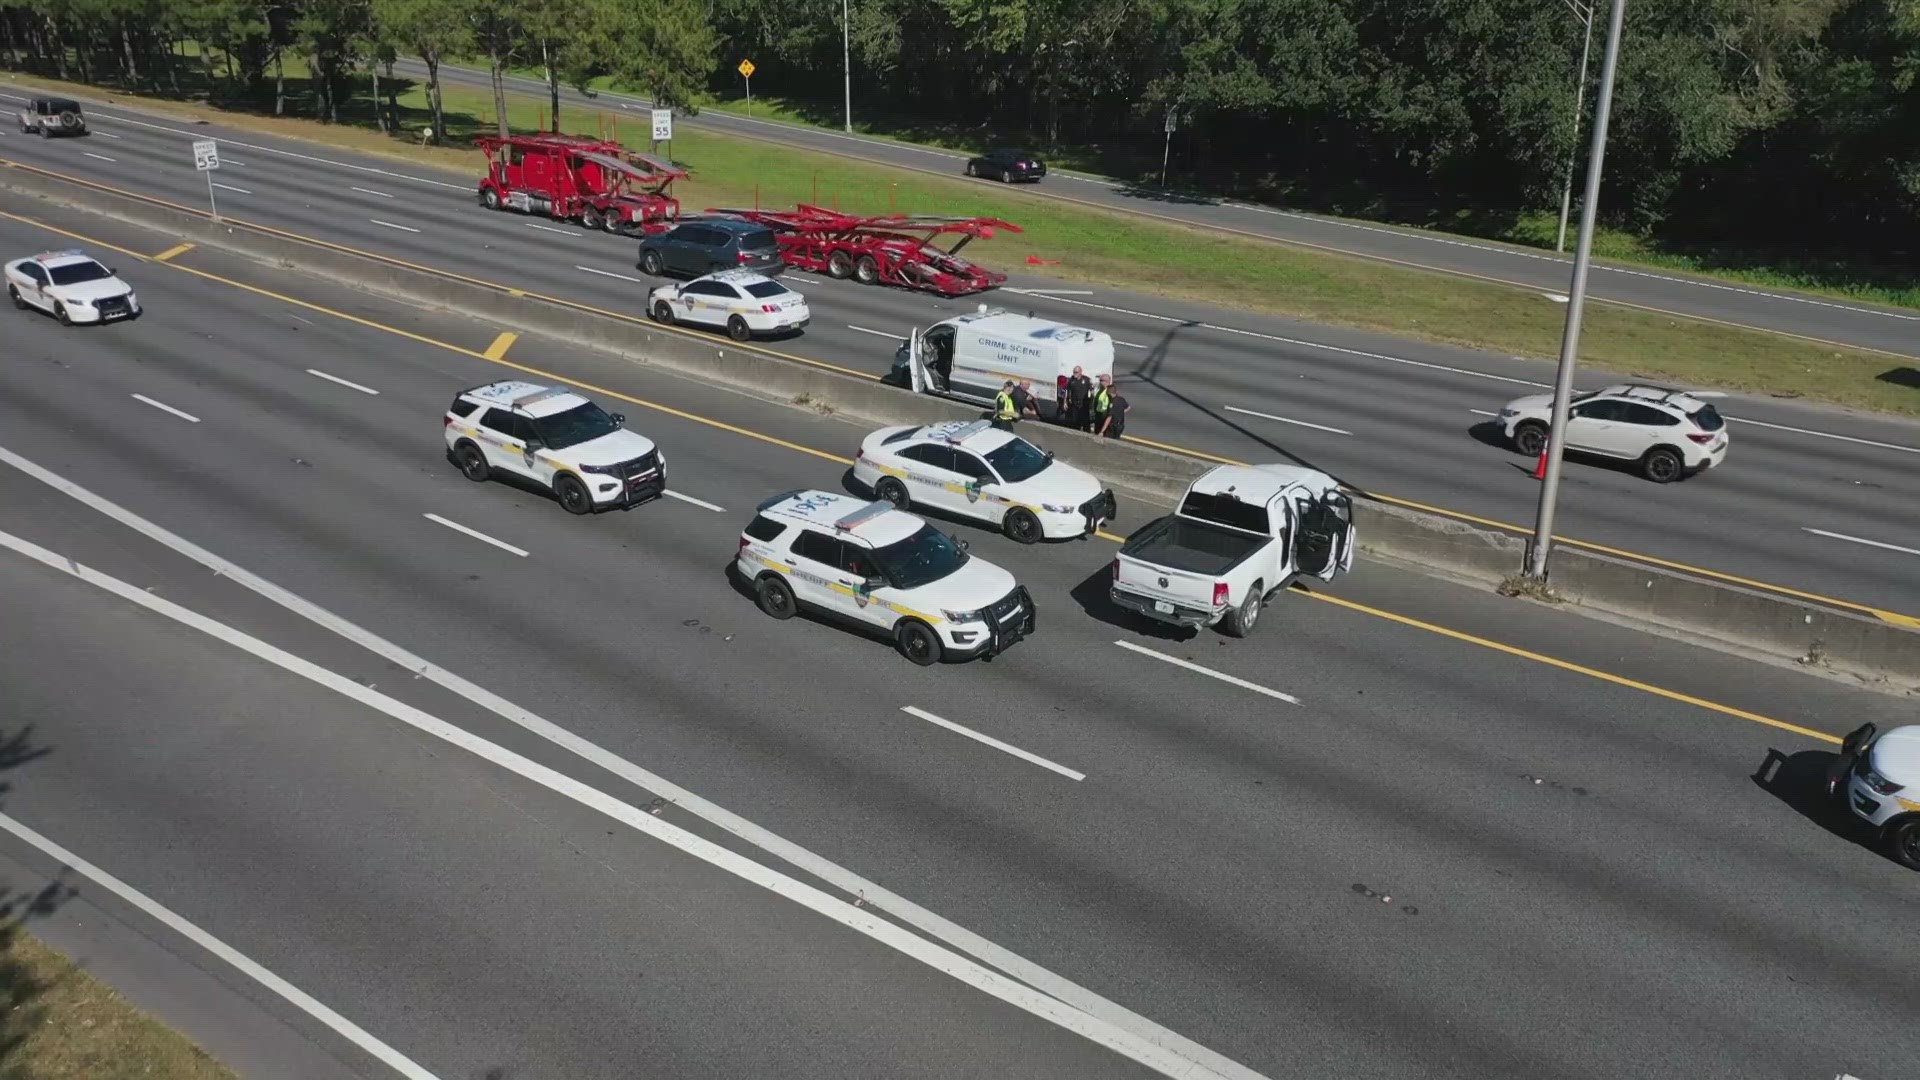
<box><xmin>1110</xmin><ymin>464</ymin><xmax>1354</xmax><ymax>637</ymax></box>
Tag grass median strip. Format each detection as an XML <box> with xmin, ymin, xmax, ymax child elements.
<box><xmin>3</xmin><ymin>65</ymin><xmax>1917</xmax><ymax>418</ymax></box>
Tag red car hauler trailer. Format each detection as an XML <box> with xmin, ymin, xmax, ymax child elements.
<box><xmin>704</xmin><ymin>204</ymin><xmax>1022</xmax><ymax>296</ymax></box>
<box><xmin>476</xmin><ymin>133</ymin><xmax>688</xmax><ymax>235</ymax></box>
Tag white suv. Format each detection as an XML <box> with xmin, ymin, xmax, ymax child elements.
<box><xmin>1498</xmin><ymin>383</ymin><xmax>1729</xmax><ymax>483</ymax></box>
<box><xmin>852</xmin><ymin>419</ymin><xmax>1117</xmax><ymax>543</ymax></box>
<box><xmin>1829</xmin><ymin>723</ymin><xmax>1920</xmax><ymax>871</ymax></box>
<box><xmin>734</xmin><ymin>489</ymin><xmax>1036</xmax><ymax>665</ymax></box>
<box><xmin>5</xmin><ymin>249</ymin><xmax>139</xmax><ymax>325</ymax></box>
<box><xmin>443</xmin><ymin>381</ymin><xmax>664</xmax><ymax>514</ymax></box>
<box><xmin>647</xmin><ymin>268</ymin><xmax>810</xmax><ymax>341</ymax></box>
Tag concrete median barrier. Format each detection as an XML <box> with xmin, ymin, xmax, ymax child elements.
<box><xmin>7</xmin><ymin>164</ymin><xmax>1916</xmax><ymax>690</ymax></box>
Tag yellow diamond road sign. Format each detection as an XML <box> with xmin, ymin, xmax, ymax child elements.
<box><xmin>737</xmin><ymin>59</ymin><xmax>756</xmax><ymax>78</ymax></box>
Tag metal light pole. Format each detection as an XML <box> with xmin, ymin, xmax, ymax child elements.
<box><xmin>842</xmin><ymin>0</ymin><xmax>853</xmax><ymax>133</ymax></box>
<box><xmin>1527</xmin><ymin>0</ymin><xmax>1628</xmax><ymax>579</ymax></box>
<box><xmin>1555</xmin><ymin>0</ymin><xmax>1595</xmax><ymax>254</ymax></box>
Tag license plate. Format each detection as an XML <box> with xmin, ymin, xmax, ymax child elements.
<box><xmin>1154</xmin><ymin>600</ymin><xmax>1174</xmax><ymax>614</ymax></box>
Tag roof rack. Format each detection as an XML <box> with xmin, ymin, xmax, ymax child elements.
<box><xmin>832</xmin><ymin>501</ymin><xmax>895</xmax><ymax>532</ymax></box>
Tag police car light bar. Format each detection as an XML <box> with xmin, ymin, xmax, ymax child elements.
<box><xmin>934</xmin><ymin>419</ymin><xmax>993</xmax><ymax>444</ymax></box>
<box><xmin>35</xmin><ymin>249</ymin><xmax>84</xmax><ymax>261</ymax></box>
<box><xmin>832</xmin><ymin>500</ymin><xmax>894</xmax><ymax>532</ymax></box>
<box><xmin>509</xmin><ymin>386</ymin><xmax>573</xmax><ymax>410</ymax></box>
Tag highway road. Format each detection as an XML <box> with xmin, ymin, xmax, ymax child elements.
<box><xmin>1</xmin><ymin>91</ymin><xmax>1918</xmax><ymax>630</ymax></box>
<box><xmin>403</xmin><ymin>59</ymin><xmax>1920</xmax><ymax>358</ymax></box>
<box><xmin>1</xmin><ymin>201</ymin><xmax>1917</xmax><ymax>1079</ymax></box>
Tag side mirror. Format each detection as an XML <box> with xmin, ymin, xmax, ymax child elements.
<box><xmin>864</xmin><ymin>576</ymin><xmax>887</xmax><ymax>591</ymax></box>
<box><xmin>610</xmin><ymin>412</ymin><xmax>626</xmax><ymax>426</ymax></box>
<box><xmin>108</xmin><ymin>267</ymin><xmax>119</xmax><ymax>275</ymax></box>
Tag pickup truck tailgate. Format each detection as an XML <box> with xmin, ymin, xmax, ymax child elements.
<box><xmin>1115</xmin><ymin>552</ymin><xmax>1218</xmax><ymax>608</ymax></box>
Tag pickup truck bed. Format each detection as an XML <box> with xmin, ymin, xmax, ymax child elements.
<box><xmin>1120</xmin><ymin>516</ymin><xmax>1270</xmax><ymax>576</ymax></box>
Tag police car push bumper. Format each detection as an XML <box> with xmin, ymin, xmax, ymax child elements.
<box><xmin>937</xmin><ymin>585</ymin><xmax>1037</xmax><ymax>658</ymax></box>
<box><xmin>579</xmin><ymin>455</ymin><xmax>666</xmax><ymax>507</ymax></box>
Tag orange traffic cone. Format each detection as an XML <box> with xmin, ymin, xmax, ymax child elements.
<box><xmin>1532</xmin><ymin>448</ymin><xmax>1549</xmax><ymax>480</ymax></box>
<box><xmin>1025</xmin><ymin>255</ymin><xmax>1060</xmax><ymax>266</ymax></box>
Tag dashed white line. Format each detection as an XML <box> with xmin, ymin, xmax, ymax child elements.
<box><xmin>1726</xmin><ymin>416</ymin><xmax>1920</xmax><ymax>455</ymax></box>
<box><xmin>900</xmin><ymin>707</ymin><xmax>1085</xmax><ymax>782</ymax></box>
<box><xmin>1115</xmin><ymin>340</ymin><xmax>1149</xmax><ymax>349</ymax></box>
<box><xmin>211</xmin><ymin>182</ymin><xmax>251</xmax><ymax>194</ymax></box>
<box><xmin>1541</xmin><ymin>292</ymin><xmax>1570</xmax><ymax>303</ymax></box>
<box><xmin>1223</xmin><ymin>405</ymin><xmax>1351</xmax><ymax>436</ymax></box>
<box><xmin>351</xmin><ymin>186</ymin><xmax>394</xmax><ymax>198</ymax></box>
<box><xmin>92</xmin><ymin>130</ymin><xmax>121</xmax><ymax>139</ymax></box>
<box><xmin>131</xmin><ymin>394</ymin><xmax>200</xmax><ymax>423</ymax></box>
<box><xmin>663</xmin><ymin>489</ymin><xmax>725</xmax><ymax>512</ymax></box>
<box><xmin>369</xmin><ymin>218</ymin><xmax>421</xmax><ymax>233</ymax></box>
<box><xmin>424</xmin><ymin>513</ymin><xmax>528</xmax><ymax>557</ymax></box>
<box><xmin>1468</xmin><ymin>408</ymin><xmax>1500</xmax><ymax>417</ymax></box>
<box><xmin>525</xmin><ymin>222</ymin><xmax>576</xmax><ymax>236</ymax></box>
<box><xmin>846</xmin><ymin>324</ymin><xmax>900</xmax><ymax>340</ymax></box>
<box><xmin>1113</xmin><ymin>641</ymin><xmax>1301</xmax><ymax>705</ymax></box>
<box><xmin>576</xmin><ymin>264</ymin><xmax>643</xmax><ymax>283</ymax></box>
<box><xmin>306</xmin><ymin>369</ymin><xmax>379</xmax><ymax>395</ymax></box>
<box><xmin>1005</xmin><ymin>287</ymin><xmax>1095</xmax><ymax>297</ymax></box>
<box><xmin>1803</xmin><ymin>528</ymin><xmax>1920</xmax><ymax>558</ymax></box>
<box><xmin>83</xmin><ymin>151</ymin><xmax>116</xmax><ymax>162</ymax></box>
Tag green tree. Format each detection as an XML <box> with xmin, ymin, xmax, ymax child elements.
<box><xmin>373</xmin><ymin>0</ymin><xmax>466</xmax><ymax>140</ymax></box>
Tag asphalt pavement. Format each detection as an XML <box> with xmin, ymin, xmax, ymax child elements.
<box><xmin>0</xmin><ymin>207</ymin><xmax>1915</xmax><ymax>1079</ymax></box>
<box><xmin>1</xmin><ymin>97</ymin><xmax>1915</xmax><ymax>623</ymax></box>
<box><xmin>403</xmin><ymin>59</ymin><xmax>1920</xmax><ymax>358</ymax></box>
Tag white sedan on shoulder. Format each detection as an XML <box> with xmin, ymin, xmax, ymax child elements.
<box><xmin>5</xmin><ymin>249</ymin><xmax>140</xmax><ymax>325</ymax></box>
<box><xmin>852</xmin><ymin>419</ymin><xmax>1117</xmax><ymax>543</ymax></box>
<box><xmin>646</xmin><ymin>268</ymin><xmax>809</xmax><ymax>342</ymax></box>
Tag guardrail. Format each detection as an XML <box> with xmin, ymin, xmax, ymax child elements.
<box><xmin>6</xmin><ymin>162</ymin><xmax>1914</xmax><ymax>692</ymax></box>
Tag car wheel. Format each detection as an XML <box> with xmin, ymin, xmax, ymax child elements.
<box><xmin>966</xmin><ymin>163</ymin><xmax>978</xmax><ymax>177</ymax></box>
<box><xmin>555</xmin><ymin>474</ymin><xmax>594</xmax><ymax>515</ymax></box>
<box><xmin>54</xmin><ymin>303</ymin><xmax>70</xmax><ymax>326</ymax></box>
<box><xmin>1512</xmin><ymin>421</ymin><xmax>1548</xmax><ymax>458</ymax></box>
<box><xmin>602</xmin><ymin>213</ymin><xmax>622</xmax><ymax>234</ymax></box>
<box><xmin>1220</xmin><ymin>588</ymin><xmax>1262</xmax><ymax>638</ymax></box>
<box><xmin>480</xmin><ymin>187</ymin><xmax>501</xmax><ymax>210</ymax></box>
<box><xmin>580</xmin><ymin>206</ymin><xmax>602</xmax><ymax>230</ymax></box>
<box><xmin>826</xmin><ymin>249</ymin><xmax>855</xmax><ymax>279</ymax></box>
<box><xmin>726</xmin><ymin>315</ymin><xmax>752</xmax><ymax>342</ymax></box>
<box><xmin>755</xmin><ymin>574</ymin><xmax>798</xmax><ymax>620</ymax></box>
<box><xmin>895</xmin><ymin>619</ymin><xmax>942</xmax><ymax>666</ymax></box>
<box><xmin>455</xmin><ymin>442</ymin><xmax>490</xmax><ymax>482</ymax></box>
<box><xmin>854</xmin><ymin>255</ymin><xmax>880</xmax><ymax>285</ymax></box>
<box><xmin>1885</xmin><ymin>817</ymin><xmax>1920</xmax><ymax>871</ymax></box>
<box><xmin>1641</xmin><ymin>447</ymin><xmax>1683</xmax><ymax>484</ymax></box>
<box><xmin>640</xmin><ymin>249</ymin><xmax>664</xmax><ymax>276</ymax></box>
<box><xmin>8</xmin><ymin>285</ymin><xmax>24</xmax><ymax>310</ymax></box>
<box><xmin>650</xmin><ymin>299</ymin><xmax>675</xmax><ymax>324</ymax></box>
<box><xmin>1003</xmin><ymin>507</ymin><xmax>1042</xmax><ymax>545</ymax></box>
<box><xmin>874</xmin><ymin>476</ymin><xmax>910</xmax><ymax>510</ymax></box>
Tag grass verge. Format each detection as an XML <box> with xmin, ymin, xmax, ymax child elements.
<box><xmin>5</xmin><ymin>62</ymin><xmax>1919</xmax><ymax>418</ymax></box>
<box><xmin>0</xmin><ymin>921</ymin><xmax>236</xmax><ymax>1079</ymax></box>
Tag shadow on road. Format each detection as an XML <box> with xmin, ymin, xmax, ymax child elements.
<box><xmin>1067</xmin><ymin>565</ymin><xmax>1194</xmax><ymax>641</ymax></box>
<box><xmin>0</xmin><ymin>723</ymin><xmax>76</xmax><ymax>1063</ymax></box>
<box><xmin>1749</xmin><ymin>747</ymin><xmax>1883</xmax><ymax>860</ymax></box>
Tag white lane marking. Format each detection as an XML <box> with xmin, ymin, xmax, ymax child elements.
<box><xmin>1005</xmin><ymin>288</ymin><xmax>1094</xmax><ymax>296</ymax></box>
<box><xmin>1222</xmin><ymin>405</ymin><xmax>1351</xmax><ymax>436</ymax></box>
<box><xmin>1803</xmin><ymin>528</ymin><xmax>1920</xmax><ymax>558</ymax></box>
<box><xmin>423</xmin><ymin>513</ymin><xmax>528</xmax><ymax>557</ymax></box>
<box><xmin>0</xmin><ymin>527</ymin><xmax>1240</xmax><ymax>1080</ymax></box>
<box><xmin>306</xmin><ymin>368</ymin><xmax>379</xmax><ymax>395</ymax></box>
<box><xmin>1113</xmin><ymin>640</ymin><xmax>1301</xmax><ymax>705</ymax></box>
<box><xmin>846</xmin><ymin>324</ymin><xmax>900</xmax><ymax>340</ymax></box>
<box><xmin>350</xmin><ymin>186</ymin><xmax>394</xmax><ymax>199</ymax></box>
<box><xmin>92</xmin><ymin>131</ymin><xmax>121</xmax><ymax>139</ymax></box>
<box><xmin>901</xmin><ymin>706</ymin><xmax>1085</xmax><ymax>782</ymax></box>
<box><xmin>576</xmin><ymin>264</ymin><xmax>643</xmax><ymax>283</ymax></box>
<box><xmin>1116</xmin><ymin>340</ymin><xmax>1148</xmax><ymax>349</ymax></box>
<box><xmin>0</xmin><ymin>445</ymin><xmax>1266</xmax><ymax>1080</ymax></box>
<box><xmin>1726</xmin><ymin>416</ymin><xmax>1920</xmax><ymax>455</ymax></box>
<box><xmin>130</xmin><ymin>394</ymin><xmax>200</xmax><ymax>423</ymax></box>
<box><xmin>83</xmin><ymin>151</ymin><xmax>116</xmax><ymax>162</ymax></box>
<box><xmin>663</xmin><ymin>489</ymin><xmax>725</xmax><ymax>512</ymax></box>
<box><xmin>288</xmin><ymin>313</ymin><xmax>316</xmax><ymax>327</ymax></box>
<box><xmin>211</xmin><ymin>182</ymin><xmax>251</xmax><ymax>194</ymax></box>
<box><xmin>1541</xmin><ymin>292</ymin><xmax>1570</xmax><ymax>303</ymax></box>
<box><xmin>369</xmin><ymin>218</ymin><xmax>421</xmax><ymax>233</ymax></box>
<box><xmin>0</xmin><ymin>810</ymin><xmax>443</xmax><ymax>1080</ymax></box>
<box><xmin>1468</xmin><ymin>408</ymin><xmax>1499</xmax><ymax>417</ymax></box>
<box><xmin>525</xmin><ymin>222</ymin><xmax>576</xmax><ymax>236</ymax></box>
<box><xmin>222</xmin><ymin>158</ymin><xmax>245</xmax><ymax>166</ymax></box>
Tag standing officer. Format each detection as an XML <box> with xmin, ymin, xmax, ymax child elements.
<box><xmin>1063</xmin><ymin>365</ymin><xmax>1092</xmax><ymax>429</ymax></box>
<box><xmin>1090</xmin><ymin>374</ymin><xmax>1114</xmax><ymax>435</ymax></box>
<box><xmin>992</xmin><ymin>380</ymin><xmax>1019</xmax><ymax>431</ymax></box>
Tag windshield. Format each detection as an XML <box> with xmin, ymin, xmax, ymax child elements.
<box><xmin>744</xmin><ymin>280</ymin><xmax>789</xmax><ymax>298</ymax></box>
<box><xmin>1178</xmin><ymin>491</ymin><xmax>1270</xmax><ymax>535</ymax></box>
<box><xmin>984</xmin><ymin>438</ymin><xmax>1051</xmax><ymax>483</ymax></box>
<box><xmin>870</xmin><ymin>524</ymin><xmax>970</xmax><ymax>590</ymax></box>
<box><xmin>47</xmin><ymin>262</ymin><xmax>111</xmax><ymax>286</ymax></box>
<box><xmin>534</xmin><ymin>401</ymin><xmax>621</xmax><ymax>450</ymax></box>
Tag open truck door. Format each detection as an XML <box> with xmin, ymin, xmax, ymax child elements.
<box><xmin>1293</xmin><ymin>490</ymin><xmax>1354</xmax><ymax>581</ymax></box>
<box><xmin>906</xmin><ymin>327</ymin><xmax>927</xmax><ymax>395</ymax></box>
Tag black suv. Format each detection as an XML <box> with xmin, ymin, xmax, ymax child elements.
<box><xmin>636</xmin><ymin>220</ymin><xmax>785</xmax><ymax>278</ymax></box>
<box><xmin>965</xmin><ymin>148</ymin><xmax>1046</xmax><ymax>183</ymax></box>
<box><xmin>18</xmin><ymin>96</ymin><xmax>88</xmax><ymax>138</ymax></box>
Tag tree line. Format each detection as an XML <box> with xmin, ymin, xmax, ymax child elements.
<box><xmin>2</xmin><ymin>0</ymin><xmax>1916</xmax><ymax>261</ymax></box>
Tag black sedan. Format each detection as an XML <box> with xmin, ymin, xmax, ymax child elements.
<box><xmin>965</xmin><ymin>149</ymin><xmax>1047</xmax><ymax>183</ymax></box>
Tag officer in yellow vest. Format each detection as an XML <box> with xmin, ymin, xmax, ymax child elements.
<box><xmin>1090</xmin><ymin>375</ymin><xmax>1114</xmax><ymax>434</ymax></box>
<box><xmin>992</xmin><ymin>380</ymin><xmax>1019</xmax><ymax>431</ymax></box>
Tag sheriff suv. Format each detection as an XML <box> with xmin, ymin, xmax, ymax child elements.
<box><xmin>443</xmin><ymin>380</ymin><xmax>664</xmax><ymax>514</ymax></box>
<box><xmin>18</xmin><ymin>96</ymin><xmax>88</xmax><ymax>137</ymax></box>
<box><xmin>1498</xmin><ymin>382</ymin><xmax>1729</xmax><ymax>483</ymax></box>
<box><xmin>852</xmin><ymin>419</ymin><xmax>1115</xmax><ymax>543</ymax></box>
<box><xmin>5</xmin><ymin>249</ymin><xmax>139</xmax><ymax>324</ymax></box>
<box><xmin>646</xmin><ymin>268</ymin><xmax>809</xmax><ymax>341</ymax></box>
<box><xmin>734</xmin><ymin>489</ymin><xmax>1036</xmax><ymax>665</ymax></box>
<box><xmin>1829</xmin><ymin>723</ymin><xmax>1920</xmax><ymax>871</ymax></box>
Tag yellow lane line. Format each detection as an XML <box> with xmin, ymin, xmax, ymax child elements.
<box><xmin>483</xmin><ymin>332</ymin><xmax>518</xmax><ymax>361</ymax></box>
<box><xmin>4</xmin><ymin>205</ymin><xmax>1843</xmax><ymax>746</ymax></box>
<box><xmin>150</xmin><ymin>242</ymin><xmax>195</xmax><ymax>263</ymax></box>
<box><xmin>7</xmin><ymin>157</ymin><xmax>1905</xmax><ymax>626</ymax></box>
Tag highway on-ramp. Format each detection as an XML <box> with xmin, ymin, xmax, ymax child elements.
<box><xmin>0</xmin><ymin>203</ymin><xmax>1915</xmax><ymax>1079</ymax></box>
<box><xmin>2</xmin><ymin>95</ymin><xmax>1915</xmax><ymax>628</ymax></box>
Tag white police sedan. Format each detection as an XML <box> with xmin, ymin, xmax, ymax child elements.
<box><xmin>852</xmin><ymin>419</ymin><xmax>1116</xmax><ymax>543</ymax></box>
<box><xmin>646</xmin><ymin>268</ymin><xmax>809</xmax><ymax>341</ymax></box>
<box><xmin>5</xmin><ymin>249</ymin><xmax>139</xmax><ymax>325</ymax></box>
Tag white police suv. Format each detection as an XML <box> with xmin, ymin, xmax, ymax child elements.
<box><xmin>1829</xmin><ymin>722</ymin><xmax>1920</xmax><ymax>871</ymax></box>
<box><xmin>852</xmin><ymin>419</ymin><xmax>1117</xmax><ymax>543</ymax></box>
<box><xmin>5</xmin><ymin>249</ymin><xmax>139</xmax><ymax>325</ymax></box>
<box><xmin>646</xmin><ymin>268</ymin><xmax>810</xmax><ymax>341</ymax></box>
<box><xmin>443</xmin><ymin>380</ymin><xmax>664</xmax><ymax>514</ymax></box>
<box><xmin>734</xmin><ymin>489</ymin><xmax>1036</xmax><ymax>665</ymax></box>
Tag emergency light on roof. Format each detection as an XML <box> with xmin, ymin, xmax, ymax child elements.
<box><xmin>510</xmin><ymin>386</ymin><xmax>573</xmax><ymax>410</ymax></box>
<box><xmin>35</xmin><ymin>249</ymin><xmax>84</xmax><ymax>262</ymax></box>
<box><xmin>932</xmin><ymin>420</ymin><xmax>993</xmax><ymax>444</ymax></box>
<box><xmin>832</xmin><ymin>501</ymin><xmax>895</xmax><ymax>532</ymax></box>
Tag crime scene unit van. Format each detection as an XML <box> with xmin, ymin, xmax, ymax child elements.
<box><xmin>893</xmin><ymin>306</ymin><xmax>1114</xmax><ymax>416</ymax></box>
